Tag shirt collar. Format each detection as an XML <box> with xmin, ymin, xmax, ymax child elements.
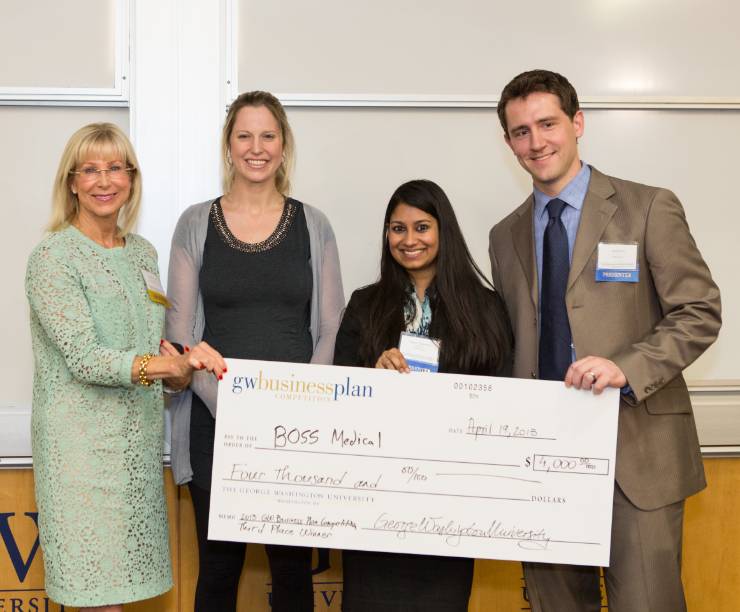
<box><xmin>534</xmin><ymin>163</ymin><xmax>592</xmax><ymax>220</ymax></box>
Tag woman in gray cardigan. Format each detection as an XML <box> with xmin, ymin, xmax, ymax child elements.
<box><xmin>165</xmin><ymin>91</ymin><xmax>344</xmax><ymax>612</ymax></box>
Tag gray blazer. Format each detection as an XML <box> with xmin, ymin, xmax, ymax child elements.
<box><xmin>165</xmin><ymin>198</ymin><xmax>345</xmax><ymax>485</ymax></box>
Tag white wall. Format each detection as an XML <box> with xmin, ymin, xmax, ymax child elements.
<box><xmin>279</xmin><ymin>106</ymin><xmax>736</xmax><ymax>384</ymax></box>
<box><xmin>237</xmin><ymin>0</ymin><xmax>740</xmax><ymax>101</ymax></box>
<box><xmin>0</xmin><ymin>0</ymin><xmax>117</xmax><ymax>88</ymax></box>
<box><xmin>1</xmin><ymin>0</ymin><xmax>738</xmax><ymax>460</ymax></box>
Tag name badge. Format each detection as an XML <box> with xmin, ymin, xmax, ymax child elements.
<box><xmin>399</xmin><ymin>332</ymin><xmax>440</xmax><ymax>373</ymax></box>
<box><xmin>595</xmin><ymin>242</ymin><xmax>639</xmax><ymax>283</ymax></box>
<box><xmin>141</xmin><ymin>270</ymin><xmax>172</xmax><ymax>308</ymax></box>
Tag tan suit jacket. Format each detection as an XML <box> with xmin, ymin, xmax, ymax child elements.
<box><xmin>489</xmin><ymin>167</ymin><xmax>721</xmax><ymax>510</ymax></box>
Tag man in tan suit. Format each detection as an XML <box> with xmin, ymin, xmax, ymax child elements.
<box><xmin>489</xmin><ymin>70</ymin><xmax>721</xmax><ymax>612</ymax></box>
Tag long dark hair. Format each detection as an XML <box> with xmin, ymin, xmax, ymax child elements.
<box><xmin>359</xmin><ymin>179</ymin><xmax>512</xmax><ymax>374</ymax></box>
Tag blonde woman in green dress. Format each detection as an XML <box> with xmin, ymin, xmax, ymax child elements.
<box><xmin>25</xmin><ymin>123</ymin><xmax>227</xmax><ymax>611</ymax></box>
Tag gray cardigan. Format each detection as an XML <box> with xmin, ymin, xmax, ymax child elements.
<box><xmin>165</xmin><ymin>198</ymin><xmax>345</xmax><ymax>485</ymax></box>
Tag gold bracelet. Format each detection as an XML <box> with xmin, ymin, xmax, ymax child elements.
<box><xmin>139</xmin><ymin>353</ymin><xmax>155</xmax><ymax>387</ymax></box>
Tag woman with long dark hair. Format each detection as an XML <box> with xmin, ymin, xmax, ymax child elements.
<box><xmin>334</xmin><ymin>179</ymin><xmax>513</xmax><ymax>611</ymax></box>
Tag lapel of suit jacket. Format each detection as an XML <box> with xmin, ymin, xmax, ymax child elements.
<box><xmin>511</xmin><ymin>195</ymin><xmax>538</xmax><ymax>309</ymax></box>
<box><xmin>568</xmin><ymin>168</ymin><xmax>617</xmax><ymax>291</ymax></box>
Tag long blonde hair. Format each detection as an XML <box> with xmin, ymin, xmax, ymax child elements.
<box><xmin>221</xmin><ymin>91</ymin><xmax>295</xmax><ymax>195</ymax></box>
<box><xmin>49</xmin><ymin>123</ymin><xmax>142</xmax><ymax>236</ymax></box>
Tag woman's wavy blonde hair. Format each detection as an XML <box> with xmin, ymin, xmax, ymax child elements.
<box><xmin>48</xmin><ymin>122</ymin><xmax>141</xmax><ymax>236</ymax></box>
<box><xmin>221</xmin><ymin>91</ymin><xmax>295</xmax><ymax>195</ymax></box>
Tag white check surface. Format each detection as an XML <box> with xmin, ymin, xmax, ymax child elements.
<box><xmin>209</xmin><ymin>359</ymin><xmax>619</xmax><ymax>566</ymax></box>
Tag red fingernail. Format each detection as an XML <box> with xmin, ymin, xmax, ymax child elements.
<box><xmin>218</xmin><ymin>374</ymin><xmax>223</xmax><ymax>380</ymax></box>
<box><xmin>198</xmin><ymin>364</ymin><xmax>204</xmax><ymax>370</ymax></box>
<box><xmin>160</xmin><ymin>339</ymin><xmax>164</xmax><ymax>345</ymax></box>
<box><xmin>224</xmin><ymin>367</ymin><xmax>228</xmax><ymax>373</ymax></box>
<box><xmin>185</xmin><ymin>346</ymin><xmax>190</xmax><ymax>352</ymax></box>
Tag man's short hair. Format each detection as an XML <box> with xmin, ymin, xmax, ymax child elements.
<box><xmin>497</xmin><ymin>69</ymin><xmax>580</xmax><ymax>134</ymax></box>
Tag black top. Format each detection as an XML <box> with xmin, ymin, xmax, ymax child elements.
<box><xmin>334</xmin><ymin>283</ymin><xmax>513</xmax><ymax>376</ymax></box>
<box><xmin>190</xmin><ymin>198</ymin><xmax>313</xmax><ymax>489</ymax></box>
<box><xmin>332</xmin><ymin>283</ymin><xmax>512</xmax><ymax>612</ymax></box>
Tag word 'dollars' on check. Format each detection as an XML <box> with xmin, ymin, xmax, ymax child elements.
<box><xmin>209</xmin><ymin>359</ymin><xmax>619</xmax><ymax>566</ymax></box>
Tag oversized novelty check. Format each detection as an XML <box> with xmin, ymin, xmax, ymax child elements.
<box><xmin>209</xmin><ymin>359</ymin><xmax>619</xmax><ymax>566</ymax></box>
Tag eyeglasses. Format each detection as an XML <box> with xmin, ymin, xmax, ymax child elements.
<box><xmin>70</xmin><ymin>164</ymin><xmax>135</xmax><ymax>182</ymax></box>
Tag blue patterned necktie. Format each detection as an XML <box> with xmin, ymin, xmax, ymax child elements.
<box><xmin>539</xmin><ymin>198</ymin><xmax>572</xmax><ymax>381</ymax></box>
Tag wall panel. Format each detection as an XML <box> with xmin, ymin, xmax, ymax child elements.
<box><xmin>0</xmin><ymin>0</ymin><xmax>128</xmax><ymax>103</ymax></box>
<box><xmin>237</xmin><ymin>0</ymin><xmax>740</xmax><ymax>105</ymax></box>
<box><xmin>283</xmin><ymin>106</ymin><xmax>738</xmax><ymax>385</ymax></box>
<box><xmin>0</xmin><ymin>1</ymin><xmax>116</xmax><ymax>89</ymax></box>
<box><xmin>2</xmin><ymin>460</ymin><xmax>737</xmax><ymax>609</ymax></box>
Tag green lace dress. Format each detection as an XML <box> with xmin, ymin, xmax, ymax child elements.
<box><xmin>25</xmin><ymin>226</ymin><xmax>172</xmax><ymax>606</ymax></box>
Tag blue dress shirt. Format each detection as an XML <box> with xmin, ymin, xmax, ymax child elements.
<box><xmin>532</xmin><ymin>163</ymin><xmax>633</xmax><ymax>395</ymax></box>
<box><xmin>533</xmin><ymin>163</ymin><xmax>591</xmax><ymax>364</ymax></box>
<box><xmin>533</xmin><ymin>162</ymin><xmax>592</xmax><ymax>296</ymax></box>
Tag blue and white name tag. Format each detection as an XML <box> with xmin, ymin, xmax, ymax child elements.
<box><xmin>399</xmin><ymin>332</ymin><xmax>440</xmax><ymax>373</ymax></box>
<box><xmin>595</xmin><ymin>242</ymin><xmax>639</xmax><ymax>283</ymax></box>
